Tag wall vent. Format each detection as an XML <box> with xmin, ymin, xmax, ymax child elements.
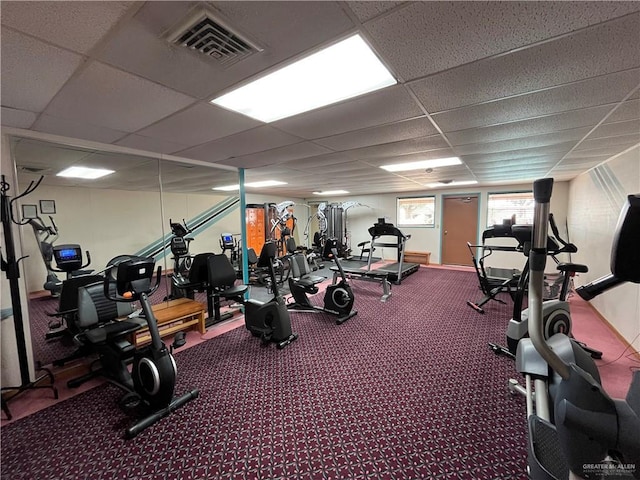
<box><xmin>166</xmin><ymin>7</ymin><xmax>262</xmax><ymax>67</ymax></box>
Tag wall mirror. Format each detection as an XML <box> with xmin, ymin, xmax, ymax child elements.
<box><xmin>10</xmin><ymin>136</ymin><xmax>164</xmax><ymax>370</ymax></box>
<box><xmin>158</xmin><ymin>159</ymin><xmax>240</xmax><ymax>316</ymax></box>
<box><xmin>9</xmin><ymin>136</ymin><xmax>241</xmax><ymax>370</ymax></box>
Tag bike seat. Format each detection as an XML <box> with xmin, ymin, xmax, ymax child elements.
<box><xmin>557</xmin><ymin>262</ymin><xmax>588</xmax><ymax>274</ymax></box>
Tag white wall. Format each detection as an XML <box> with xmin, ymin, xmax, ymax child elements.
<box><xmin>303</xmin><ymin>181</ymin><xmax>570</xmax><ymax>270</ymax></box>
<box><xmin>568</xmin><ymin>145</ymin><xmax>640</xmax><ymax>348</ymax></box>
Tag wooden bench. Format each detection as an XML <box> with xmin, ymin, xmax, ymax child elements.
<box><xmin>404</xmin><ymin>251</ymin><xmax>431</xmax><ymax>265</ymax></box>
<box><xmin>130</xmin><ymin>298</ymin><xmax>206</xmax><ymax>347</ymax></box>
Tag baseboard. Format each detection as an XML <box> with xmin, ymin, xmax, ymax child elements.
<box><xmin>584</xmin><ymin>301</ymin><xmax>640</xmax><ymax>362</ymax></box>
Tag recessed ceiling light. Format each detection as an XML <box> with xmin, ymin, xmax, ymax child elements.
<box><xmin>212</xmin><ymin>184</ymin><xmax>240</xmax><ymax>191</ymax></box>
<box><xmin>380</xmin><ymin>157</ymin><xmax>461</xmax><ymax>172</ymax></box>
<box><xmin>312</xmin><ymin>190</ymin><xmax>350</xmax><ymax>195</ymax></box>
<box><xmin>212</xmin><ymin>180</ymin><xmax>287</xmax><ymax>191</ymax></box>
<box><xmin>211</xmin><ymin>34</ymin><xmax>396</xmax><ymax>122</ymax></box>
<box><xmin>425</xmin><ymin>180</ymin><xmax>478</xmax><ymax>188</ymax></box>
<box><xmin>56</xmin><ymin>166</ymin><xmax>114</xmax><ymax>179</ymax></box>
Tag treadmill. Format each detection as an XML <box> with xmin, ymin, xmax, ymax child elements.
<box><xmin>367</xmin><ymin>219</ymin><xmax>420</xmax><ymax>284</ymax></box>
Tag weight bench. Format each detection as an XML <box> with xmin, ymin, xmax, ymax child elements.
<box><xmin>329</xmin><ymin>265</ymin><xmax>391</xmax><ymax>302</ymax></box>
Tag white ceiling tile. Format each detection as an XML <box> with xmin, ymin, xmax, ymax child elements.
<box><xmin>453</xmin><ymin>128</ymin><xmax>590</xmax><ymax>156</ymax></box>
<box><xmin>0</xmin><ymin>1</ymin><xmax>136</xmax><ymax>54</ymax></box>
<box><xmin>431</xmin><ymin>69</ymin><xmax>640</xmax><ymax>131</ymax></box>
<box><xmin>0</xmin><ymin>29</ymin><xmax>84</xmax><ymax>111</ymax></box>
<box><xmin>446</xmin><ymin>105</ymin><xmax>616</xmax><ymax>145</ymax></box>
<box><xmin>1</xmin><ymin>107</ymin><xmax>37</xmax><ymax>128</ymax></box>
<box><xmin>287</xmin><ymin>160</ymin><xmax>372</xmax><ymax>175</ymax></box>
<box><xmin>365</xmin><ymin>2</ymin><xmax>640</xmax><ymax>81</ymax></box>
<box><xmin>114</xmin><ymin>134</ymin><xmax>190</xmax><ymax>155</ymax></box>
<box><xmin>410</xmin><ymin>13</ymin><xmax>640</xmax><ymax>112</ymax></box>
<box><xmin>274</xmin><ymin>86</ymin><xmax>423</xmax><ymax>139</ymax></box>
<box><xmin>345</xmin><ymin>136</ymin><xmax>451</xmax><ymax>161</ymax></box>
<box><xmin>347</xmin><ymin>2</ymin><xmax>407</xmax><ymax>22</ymax></box>
<box><xmin>175</xmin><ymin>126</ymin><xmax>303</xmax><ymax>163</ymax></box>
<box><xmin>467</xmin><ymin>155</ymin><xmax>562</xmax><ymax>168</ymax></box>
<box><xmin>570</xmin><ymin>140</ymin><xmax>639</xmax><ymax>156</ymax></box>
<box><xmin>606</xmin><ymin>100</ymin><xmax>640</xmax><ymax>123</ymax></box>
<box><xmin>217</xmin><ymin>142</ymin><xmax>333</xmax><ymax>168</ymax></box>
<box><xmin>551</xmin><ymin>160</ymin><xmax>605</xmax><ymax>170</ymax></box>
<box><xmin>588</xmin><ymin>119</ymin><xmax>640</xmax><ymax>139</ymax></box>
<box><xmin>3</xmin><ymin>2</ymin><xmax>638</xmax><ymax>197</ymax></box>
<box><xmin>43</xmin><ymin>61</ymin><xmax>196</xmax><ymax>132</ymax></box>
<box><xmin>315</xmin><ymin>116</ymin><xmax>438</xmax><ymax>151</ymax></box>
<box><xmin>97</xmin><ymin>1</ymin><xmax>354</xmax><ymax>99</ymax></box>
<box><xmin>134</xmin><ymin>103</ymin><xmax>260</xmax><ymax>147</ymax></box>
<box><xmin>361</xmin><ymin>148</ymin><xmax>460</xmax><ymax>167</ymax></box>
<box><xmin>32</xmin><ymin>114</ymin><xmax>128</xmax><ymax>144</ymax></box>
<box><xmin>277</xmin><ymin>152</ymin><xmax>359</xmax><ymax>170</ymax></box>
<box><xmin>462</xmin><ymin>147</ymin><xmax>568</xmax><ymax>163</ymax></box>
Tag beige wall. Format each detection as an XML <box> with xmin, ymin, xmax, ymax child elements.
<box><xmin>19</xmin><ymin>184</ymin><xmax>241</xmax><ymax>292</ymax></box>
<box><xmin>303</xmin><ymin>181</ymin><xmax>570</xmax><ymax>271</ymax></box>
<box><xmin>568</xmin><ymin>145</ymin><xmax>640</xmax><ymax>348</ymax></box>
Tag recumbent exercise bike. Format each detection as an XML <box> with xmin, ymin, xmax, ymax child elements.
<box><xmin>67</xmin><ymin>256</ymin><xmax>199</xmax><ymax>438</ymax></box>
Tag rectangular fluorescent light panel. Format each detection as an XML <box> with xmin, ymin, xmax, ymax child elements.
<box><xmin>426</xmin><ymin>180</ymin><xmax>478</xmax><ymax>188</ymax></box>
<box><xmin>57</xmin><ymin>166</ymin><xmax>114</xmax><ymax>179</ymax></box>
<box><xmin>213</xmin><ymin>180</ymin><xmax>287</xmax><ymax>191</ymax></box>
<box><xmin>313</xmin><ymin>190</ymin><xmax>349</xmax><ymax>195</ymax></box>
<box><xmin>211</xmin><ymin>34</ymin><xmax>396</xmax><ymax>122</ymax></box>
<box><xmin>380</xmin><ymin>157</ymin><xmax>461</xmax><ymax>172</ymax></box>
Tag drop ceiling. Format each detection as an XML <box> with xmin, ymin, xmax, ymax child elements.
<box><xmin>1</xmin><ymin>1</ymin><xmax>639</xmax><ymax>198</ymax></box>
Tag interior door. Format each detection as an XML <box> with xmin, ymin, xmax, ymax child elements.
<box><xmin>441</xmin><ymin>195</ymin><xmax>478</xmax><ymax>266</ymax></box>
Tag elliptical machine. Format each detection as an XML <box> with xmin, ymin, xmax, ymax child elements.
<box><xmin>26</xmin><ymin>215</ymin><xmax>92</xmax><ymax>296</ymax></box>
<box><xmin>489</xmin><ymin>213</ymin><xmax>602</xmax><ymax>360</ymax></box>
<box><xmin>287</xmin><ymin>238</ymin><xmax>357</xmax><ymax>325</ymax></box>
<box><xmin>166</xmin><ymin>219</ymin><xmax>194</xmax><ymax>300</ymax></box>
<box><xmin>69</xmin><ymin>256</ymin><xmax>199</xmax><ymax>438</ymax></box>
<box><xmin>517</xmin><ymin>180</ymin><xmax>640</xmax><ymax>480</ymax></box>
<box><xmin>244</xmin><ymin>242</ymin><xmax>298</xmax><ymax>349</ymax></box>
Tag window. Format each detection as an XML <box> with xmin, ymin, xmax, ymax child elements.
<box><xmin>397</xmin><ymin>196</ymin><xmax>435</xmax><ymax>227</ymax></box>
<box><xmin>487</xmin><ymin>191</ymin><xmax>534</xmax><ymax>226</ymax></box>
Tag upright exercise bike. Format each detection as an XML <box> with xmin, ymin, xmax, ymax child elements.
<box><xmin>244</xmin><ymin>242</ymin><xmax>298</xmax><ymax>349</ymax></box>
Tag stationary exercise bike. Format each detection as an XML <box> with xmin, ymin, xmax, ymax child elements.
<box><xmin>287</xmin><ymin>238</ymin><xmax>357</xmax><ymax>325</ymax></box>
<box><xmin>489</xmin><ymin>213</ymin><xmax>602</xmax><ymax>360</ymax></box>
<box><xmin>68</xmin><ymin>256</ymin><xmax>199</xmax><ymax>438</ymax></box>
<box><xmin>517</xmin><ymin>180</ymin><xmax>640</xmax><ymax>480</ymax></box>
<box><xmin>244</xmin><ymin>242</ymin><xmax>298</xmax><ymax>349</ymax></box>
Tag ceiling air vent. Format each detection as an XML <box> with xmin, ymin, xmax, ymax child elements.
<box><xmin>166</xmin><ymin>7</ymin><xmax>262</xmax><ymax>67</ymax></box>
<box><xmin>20</xmin><ymin>166</ymin><xmax>49</xmax><ymax>174</ymax></box>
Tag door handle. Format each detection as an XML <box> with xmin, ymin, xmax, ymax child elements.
<box><xmin>444</xmin><ymin>230</ymin><xmax>448</xmax><ymax>235</ymax></box>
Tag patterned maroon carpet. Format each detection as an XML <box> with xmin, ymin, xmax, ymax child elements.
<box><xmin>3</xmin><ymin>267</ymin><xmax>527</xmax><ymax>479</ymax></box>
